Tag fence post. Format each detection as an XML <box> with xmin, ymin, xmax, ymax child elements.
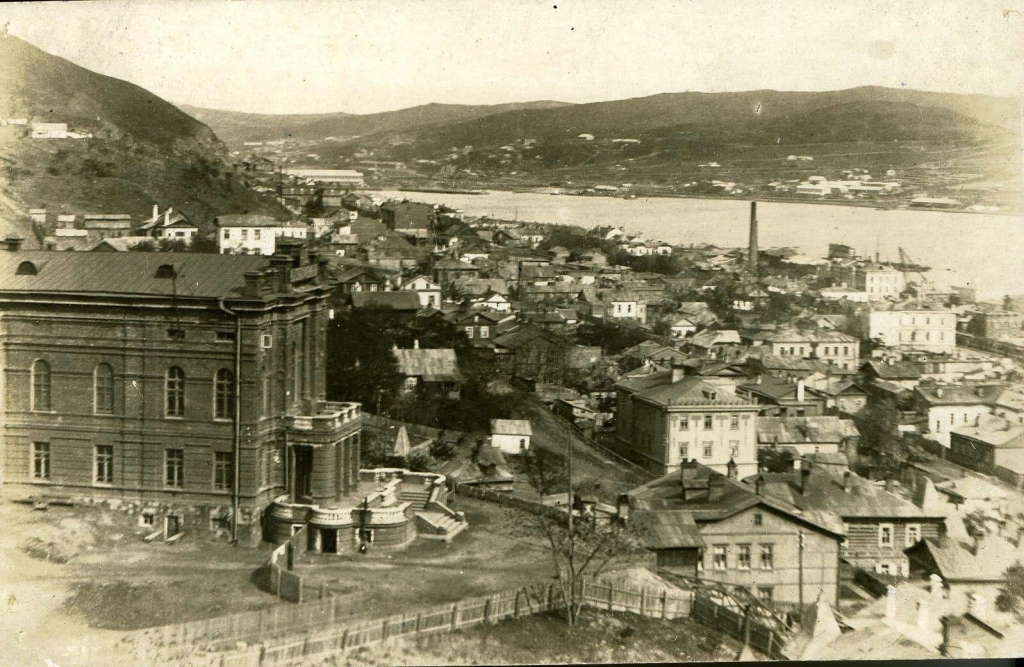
<box><xmin>382</xmin><ymin>619</ymin><xmax>389</xmax><ymax>641</ymax></box>
<box><xmin>662</xmin><ymin>590</ymin><xmax>668</xmax><ymax>619</ymax></box>
<box><xmin>341</xmin><ymin>628</ymin><xmax>349</xmax><ymax>649</ymax></box>
<box><xmin>580</xmin><ymin>579</ymin><xmax>587</xmax><ymax>610</ymax></box>
<box><xmin>640</xmin><ymin>589</ymin><xmax>646</xmax><ymax>616</ymax></box>
<box><xmin>484</xmin><ymin>597</ymin><xmax>492</xmax><ymax>624</ymax></box>
<box><xmin>514</xmin><ymin>590</ymin><xmax>520</xmax><ymax>618</ymax></box>
<box><xmin>416</xmin><ymin>613</ymin><xmax>422</xmax><ymax>634</ymax></box>
<box><xmin>609</xmin><ymin>582</ymin><xmax>615</xmax><ymax>610</ymax></box>
<box><xmin>451</xmin><ymin>603</ymin><xmax>459</xmax><ymax>631</ymax></box>
<box><xmin>767</xmin><ymin>629</ymin><xmax>774</xmax><ymax>657</ymax></box>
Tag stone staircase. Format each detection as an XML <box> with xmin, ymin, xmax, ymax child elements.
<box><xmin>416</xmin><ymin>509</ymin><xmax>469</xmax><ymax>541</ymax></box>
<box><xmin>399</xmin><ymin>487</ymin><xmax>433</xmax><ymax>510</ymax></box>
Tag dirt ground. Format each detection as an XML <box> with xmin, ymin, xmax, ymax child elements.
<box><xmin>327</xmin><ymin>610</ymin><xmax>745</xmax><ymax>666</ymax></box>
<box><xmin>293</xmin><ymin>495</ymin><xmax>559</xmax><ymax>620</ymax></box>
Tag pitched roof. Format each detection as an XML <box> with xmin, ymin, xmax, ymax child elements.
<box><xmin>491</xmin><ymin>419</ymin><xmax>532</xmax><ymax>436</ymax></box>
<box><xmin>690</xmin><ymin>329</ymin><xmax>742</xmax><ymax>348</ymax></box>
<box><xmin>629</xmin><ymin>463</ymin><xmax>845</xmax><ymax>537</ymax></box>
<box><xmin>751</xmin><ymin>468</ymin><xmax>945</xmax><ymax>519</ymax></box>
<box><xmin>215</xmin><ymin>214</ymin><xmax>294</xmax><ymax>228</ymax></box>
<box><xmin>0</xmin><ymin>251</ymin><xmax>270</xmax><ymax>299</ymax></box>
<box><xmin>915</xmin><ymin>383</ymin><xmax>1005</xmax><ymax>406</ymax></box>
<box><xmin>951</xmin><ymin>414</ymin><xmax>1024</xmax><ymax>447</ymax></box>
<box><xmin>350</xmin><ymin>291</ymin><xmax>422</xmax><ymax>310</ymax></box>
<box><xmin>908</xmin><ymin>536</ymin><xmax>1023</xmax><ymax>582</ymax></box>
<box><xmin>756</xmin><ymin>416</ymin><xmax>860</xmax><ymax>445</ymax></box>
<box><xmin>392</xmin><ymin>348</ymin><xmax>461</xmax><ymax>382</ymax></box>
<box><xmin>621</xmin><ymin>374</ymin><xmax>756</xmax><ymax>408</ymax></box>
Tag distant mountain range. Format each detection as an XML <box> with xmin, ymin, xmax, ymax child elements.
<box><xmin>178</xmin><ymin>101</ymin><xmax>572</xmax><ymax>145</ymax></box>
<box><xmin>0</xmin><ymin>36</ymin><xmax>285</xmax><ymax>244</ymax></box>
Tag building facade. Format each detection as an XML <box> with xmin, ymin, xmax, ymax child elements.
<box><xmin>0</xmin><ymin>242</ymin><xmax>360</xmax><ymax>547</ymax></box>
<box><xmin>616</xmin><ymin>369</ymin><xmax>760</xmax><ymax>478</ymax></box>
<box><xmin>216</xmin><ymin>214</ymin><xmax>309</xmax><ymax>256</ymax></box>
<box><xmin>866</xmin><ymin>308</ymin><xmax>957</xmax><ymax>353</ymax></box>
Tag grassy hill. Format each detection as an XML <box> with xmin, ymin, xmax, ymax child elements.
<box><xmin>0</xmin><ymin>35</ymin><xmax>286</xmax><ymax>245</ymax></box>
<box><xmin>179</xmin><ymin>100</ymin><xmax>572</xmax><ymax>145</ymax></box>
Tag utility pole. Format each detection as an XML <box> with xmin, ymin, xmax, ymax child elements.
<box><xmin>798</xmin><ymin>530</ymin><xmax>806</xmax><ymax>619</ymax></box>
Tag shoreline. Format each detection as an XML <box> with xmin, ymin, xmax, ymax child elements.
<box><xmin>375</xmin><ymin>184</ymin><xmax>1021</xmax><ymax>217</ymax></box>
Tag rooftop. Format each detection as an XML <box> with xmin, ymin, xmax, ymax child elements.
<box><xmin>619</xmin><ymin>373</ymin><xmax>756</xmax><ymax>408</ymax></box>
<box><xmin>951</xmin><ymin>414</ymin><xmax>1024</xmax><ymax>447</ymax></box>
<box><xmin>757</xmin><ymin>416</ymin><xmax>860</xmax><ymax>445</ymax></box>
<box><xmin>490</xmin><ymin>419</ymin><xmax>532</xmax><ymax>436</ymax></box>
<box><xmin>392</xmin><ymin>347</ymin><xmax>461</xmax><ymax>383</ymax></box>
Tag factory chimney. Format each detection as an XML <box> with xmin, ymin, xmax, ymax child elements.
<box><xmin>748</xmin><ymin>201</ymin><xmax>759</xmax><ymax>271</ymax></box>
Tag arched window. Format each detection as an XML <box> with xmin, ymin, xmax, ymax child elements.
<box><xmin>94</xmin><ymin>363</ymin><xmax>114</xmax><ymax>414</ymax></box>
<box><xmin>214</xmin><ymin>369</ymin><xmax>235</xmax><ymax>420</ymax></box>
<box><xmin>31</xmin><ymin>360</ymin><xmax>51</xmax><ymax>411</ymax></box>
<box><xmin>166</xmin><ymin>367</ymin><xmax>185</xmax><ymax>417</ymax></box>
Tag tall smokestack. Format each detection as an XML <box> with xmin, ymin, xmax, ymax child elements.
<box><xmin>748</xmin><ymin>201</ymin><xmax>759</xmax><ymax>271</ymax></box>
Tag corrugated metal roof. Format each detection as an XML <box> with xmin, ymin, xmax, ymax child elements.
<box><xmin>0</xmin><ymin>251</ymin><xmax>270</xmax><ymax>298</ymax></box>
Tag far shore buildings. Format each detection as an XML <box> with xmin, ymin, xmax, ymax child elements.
<box><xmin>0</xmin><ymin>240</ymin><xmax>360</xmax><ymax>547</ymax></box>
<box><xmin>616</xmin><ymin>367</ymin><xmax>760</xmax><ymax>478</ymax></box>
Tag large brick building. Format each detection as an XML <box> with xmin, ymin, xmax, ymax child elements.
<box><xmin>0</xmin><ymin>239</ymin><xmax>361</xmax><ymax>546</ymax></box>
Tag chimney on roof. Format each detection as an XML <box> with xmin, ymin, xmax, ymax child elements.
<box><xmin>164</xmin><ymin>207</ymin><xmax>171</xmax><ymax>225</ymax></box>
<box><xmin>755</xmin><ymin>474</ymin><xmax>764</xmax><ymax>495</ymax></box>
<box><xmin>884</xmin><ymin>478</ymin><xmax>895</xmax><ymax>494</ymax></box>
<box><xmin>680</xmin><ymin>459</ymin><xmax>699</xmax><ymax>501</ymax></box>
<box><xmin>708</xmin><ymin>472</ymin><xmax>727</xmax><ymax>502</ymax></box>
<box><xmin>4</xmin><ymin>236</ymin><xmax>23</xmax><ymax>252</ymax></box>
<box><xmin>671</xmin><ymin>364</ymin><xmax>686</xmax><ymax>384</ymax></box>
<box><xmin>975</xmin><ymin>386</ymin><xmax>985</xmax><ymax>398</ymax></box>
<box><xmin>796</xmin><ymin>378</ymin><xmax>806</xmax><ymax>403</ymax></box>
<box><xmin>727</xmin><ymin>458</ymin><xmax>737</xmax><ymax>480</ymax></box>
<box><xmin>413</xmin><ymin>339</ymin><xmax>419</xmax><ymax>350</ymax></box>
<box><xmin>152</xmin><ymin>204</ymin><xmax>158</xmax><ymax>220</ymax></box>
<box><xmin>747</xmin><ymin>201</ymin><xmax>758</xmax><ymax>272</ymax></box>
<box><xmin>975</xmin><ymin>414</ymin><xmax>981</xmax><ymax>427</ymax></box>
<box><xmin>935</xmin><ymin>387</ymin><xmax>944</xmax><ymax>399</ymax></box>
<box><xmin>800</xmin><ymin>466</ymin><xmax>811</xmax><ymax>494</ymax></box>
<box><xmin>843</xmin><ymin>471</ymin><xmax>852</xmax><ymax>492</ymax></box>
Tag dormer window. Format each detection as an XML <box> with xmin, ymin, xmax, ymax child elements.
<box><xmin>154</xmin><ymin>264</ymin><xmax>177</xmax><ymax>279</ymax></box>
<box><xmin>16</xmin><ymin>261</ymin><xmax>38</xmax><ymax>276</ymax></box>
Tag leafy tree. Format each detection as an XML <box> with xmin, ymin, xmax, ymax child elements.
<box><xmin>324</xmin><ymin>309</ymin><xmax>406</xmax><ymax>410</ymax></box>
<box><xmin>996</xmin><ymin>563</ymin><xmax>1024</xmax><ymax>622</ymax></box>
<box><xmin>128</xmin><ymin>240</ymin><xmax>156</xmax><ymax>252</ymax></box>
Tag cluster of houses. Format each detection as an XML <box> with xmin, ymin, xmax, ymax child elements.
<box><xmin>1</xmin><ymin>119</ymin><xmax>93</xmax><ymax>139</ymax></box>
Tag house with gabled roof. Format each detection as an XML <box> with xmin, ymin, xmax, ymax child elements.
<box><xmin>750</xmin><ymin>466</ymin><xmax>947</xmax><ymax>576</ymax></box>
<box><xmin>756</xmin><ymin>416</ymin><xmax>860</xmax><ymax>457</ymax></box>
<box><xmin>392</xmin><ymin>342</ymin><xmax>462</xmax><ymax>394</ymax></box>
<box><xmin>914</xmin><ymin>382</ymin><xmax>1007</xmax><ymax>447</ymax></box>
<box><xmin>629</xmin><ymin>461</ymin><xmax>845</xmax><ymax>607</ymax></box>
<box><xmin>737</xmin><ymin>377</ymin><xmax>827</xmax><ymax>417</ymax></box>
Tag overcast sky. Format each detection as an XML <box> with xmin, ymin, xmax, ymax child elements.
<box><xmin>3</xmin><ymin>0</ymin><xmax>1022</xmax><ymax>115</ymax></box>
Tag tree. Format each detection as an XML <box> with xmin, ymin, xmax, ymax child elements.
<box><xmin>996</xmin><ymin>563</ymin><xmax>1024</xmax><ymax>622</ymax></box>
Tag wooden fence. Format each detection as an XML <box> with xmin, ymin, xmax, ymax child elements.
<box><xmin>451</xmin><ymin>481</ymin><xmax>570</xmax><ymax>522</ymax></box>
<box><xmin>130</xmin><ymin>578</ymin><xmax>707</xmax><ymax>666</ymax></box>
<box><xmin>691</xmin><ymin>592</ymin><xmax>788</xmax><ymax>660</ymax></box>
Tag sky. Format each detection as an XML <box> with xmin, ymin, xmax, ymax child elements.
<box><xmin>2</xmin><ymin>0</ymin><xmax>1022</xmax><ymax>115</ymax></box>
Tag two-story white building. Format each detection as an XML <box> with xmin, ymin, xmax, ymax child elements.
<box><xmin>401</xmin><ymin>275</ymin><xmax>442</xmax><ymax>308</ymax></box>
<box><xmin>616</xmin><ymin>367</ymin><xmax>760</xmax><ymax>477</ymax></box>
<box><xmin>215</xmin><ymin>214</ymin><xmax>308</xmax><ymax>255</ymax></box>
<box><xmin>865</xmin><ymin>305</ymin><xmax>957</xmax><ymax>354</ymax></box>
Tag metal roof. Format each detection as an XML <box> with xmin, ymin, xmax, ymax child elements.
<box><xmin>0</xmin><ymin>251</ymin><xmax>270</xmax><ymax>299</ymax></box>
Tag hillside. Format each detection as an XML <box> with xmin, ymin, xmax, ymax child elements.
<box><xmin>0</xmin><ymin>35</ymin><xmax>286</xmax><ymax>245</ymax></box>
<box><xmin>366</xmin><ymin>87</ymin><xmax>1018</xmax><ymax>152</ymax></box>
<box><xmin>179</xmin><ymin>100</ymin><xmax>572</xmax><ymax>145</ymax></box>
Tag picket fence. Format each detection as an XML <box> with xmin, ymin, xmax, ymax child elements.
<box><xmin>129</xmin><ymin>578</ymin><xmax>700</xmax><ymax>666</ymax></box>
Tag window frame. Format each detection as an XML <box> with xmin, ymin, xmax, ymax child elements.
<box><xmin>760</xmin><ymin>544</ymin><xmax>774</xmax><ymax>570</ymax></box>
<box><xmin>165</xmin><ymin>366</ymin><xmax>186</xmax><ymax>418</ymax></box>
<box><xmin>31</xmin><ymin>359</ymin><xmax>52</xmax><ymax>412</ymax></box>
<box><xmin>214</xmin><ymin>368</ymin><xmax>235</xmax><ymax>421</ymax></box>
<box><xmin>905</xmin><ymin>523</ymin><xmax>921</xmax><ymax>548</ymax></box>
<box><xmin>730</xmin><ymin>413</ymin><xmax>740</xmax><ymax>430</ymax></box>
<box><xmin>94</xmin><ymin>363</ymin><xmax>115</xmax><ymax>415</ymax></box>
<box><xmin>737</xmin><ymin>544</ymin><xmax>751</xmax><ymax>570</ymax></box>
<box><xmin>879</xmin><ymin>523</ymin><xmax>895</xmax><ymax>548</ymax></box>
<box><xmin>712</xmin><ymin>545</ymin><xmax>728</xmax><ymax>571</ymax></box>
<box><xmin>31</xmin><ymin>441</ymin><xmax>51</xmax><ymax>480</ymax></box>
<box><xmin>704</xmin><ymin>414</ymin><xmax>714</xmax><ymax>430</ymax></box>
<box><xmin>165</xmin><ymin>448</ymin><xmax>184</xmax><ymax>489</ymax></box>
<box><xmin>213</xmin><ymin>451</ymin><xmax>234</xmax><ymax>492</ymax></box>
<box><xmin>702</xmin><ymin>441</ymin><xmax>713</xmax><ymax>459</ymax></box>
<box><xmin>95</xmin><ymin>445</ymin><xmax>114</xmax><ymax>485</ymax></box>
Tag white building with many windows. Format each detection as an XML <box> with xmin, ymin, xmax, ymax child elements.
<box><xmin>215</xmin><ymin>214</ymin><xmax>308</xmax><ymax>255</ymax></box>
<box><xmin>865</xmin><ymin>305</ymin><xmax>957</xmax><ymax>353</ymax></box>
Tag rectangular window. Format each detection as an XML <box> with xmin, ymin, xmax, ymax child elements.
<box><xmin>757</xmin><ymin>587</ymin><xmax>774</xmax><ymax>603</ymax></box>
<box><xmin>679</xmin><ymin>415</ymin><xmax>689</xmax><ymax>431</ymax></box>
<box><xmin>753</xmin><ymin>513</ymin><xmax>763</xmax><ymax>526</ymax></box>
<box><xmin>760</xmin><ymin>544</ymin><xmax>774</xmax><ymax>570</ymax></box>
<box><xmin>165</xmin><ymin>449</ymin><xmax>184</xmax><ymax>489</ymax></box>
<box><xmin>879</xmin><ymin>524</ymin><xmax>894</xmax><ymax>548</ymax></box>
<box><xmin>713</xmin><ymin>545</ymin><xmax>727</xmax><ymax>570</ymax></box>
<box><xmin>480</xmin><ymin>326</ymin><xmax>489</xmax><ymax>339</ymax></box>
<box><xmin>680</xmin><ymin>443</ymin><xmax>689</xmax><ymax>460</ymax></box>
<box><xmin>905</xmin><ymin>524</ymin><xmax>921</xmax><ymax>548</ymax></box>
<box><xmin>166</xmin><ymin>328</ymin><xmax>186</xmax><ymax>340</ymax></box>
<box><xmin>214</xmin><ymin>452</ymin><xmax>234</xmax><ymax>491</ymax></box>
<box><xmin>730</xmin><ymin>440</ymin><xmax>739</xmax><ymax>458</ymax></box>
<box><xmin>730</xmin><ymin>413</ymin><xmax>739</xmax><ymax>430</ymax></box>
<box><xmin>216</xmin><ymin>331</ymin><xmax>236</xmax><ymax>342</ymax></box>
<box><xmin>703</xmin><ymin>442</ymin><xmax>713</xmax><ymax>459</ymax></box>
<box><xmin>32</xmin><ymin>442</ymin><xmax>50</xmax><ymax>480</ymax></box>
<box><xmin>737</xmin><ymin>544</ymin><xmax>751</xmax><ymax>570</ymax></box>
<box><xmin>95</xmin><ymin>445</ymin><xmax>113</xmax><ymax>484</ymax></box>
<box><xmin>223</xmin><ymin>229</ymin><xmax>230</xmax><ymax>239</ymax></box>
<box><xmin>704</xmin><ymin>415</ymin><xmax>713</xmax><ymax>430</ymax></box>
<box><xmin>241</xmin><ymin>229</ymin><xmax>248</xmax><ymax>240</ymax></box>
<box><xmin>254</xmin><ymin>229</ymin><xmax>261</xmax><ymax>240</ymax></box>
<box><xmin>465</xmin><ymin>326</ymin><xmax>474</xmax><ymax>339</ymax></box>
